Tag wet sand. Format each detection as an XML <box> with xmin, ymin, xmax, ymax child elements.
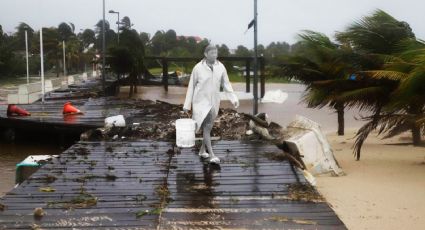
<box><xmin>321</xmin><ymin>131</ymin><xmax>425</xmax><ymax>230</ymax></box>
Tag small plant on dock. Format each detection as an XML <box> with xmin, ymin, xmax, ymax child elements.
<box><xmin>63</xmin><ymin>193</ymin><xmax>98</xmax><ymax>209</ymax></box>
<box><xmin>73</xmin><ymin>147</ymin><xmax>90</xmax><ymax>155</ymax></box>
<box><xmin>33</xmin><ymin>207</ymin><xmax>45</xmax><ymax>219</ymax></box>
<box><xmin>287</xmin><ymin>183</ymin><xmax>324</xmax><ymax>202</ymax></box>
<box><xmin>134</xmin><ymin>194</ymin><xmax>147</xmax><ymax>203</ymax></box>
<box><xmin>41</xmin><ymin>174</ymin><xmax>57</xmax><ymax>183</ymax></box>
<box><xmin>0</xmin><ymin>203</ymin><xmax>5</xmax><ymax>211</ymax></box>
<box><xmin>136</xmin><ymin>208</ymin><xmax>162</xmax><ymax>218</ymax></box>
<box><xmin>106</xmin><ymin>146</ymin><xmax>113</xmax><ymax>152</ymax></box>
<box><xmin>39</xmin><ymin>187</ymin><xmax>56</xmax><ymax>192</ymax></box>
<box><xmin>105</xmin><ymin>173</ymin><xmax>117</xmax><ymax>181</ymax></box>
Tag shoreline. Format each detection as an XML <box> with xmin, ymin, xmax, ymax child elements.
<box><xmin>318</xmin><ymin>130</ymin><xmax>425</xmax><ymax>230</ymax></box>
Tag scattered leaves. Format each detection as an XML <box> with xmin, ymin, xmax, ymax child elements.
<box><xmin>39</xmin><ymin>187</ymin><xmax>56</xmax><ymax>192</ymax></box>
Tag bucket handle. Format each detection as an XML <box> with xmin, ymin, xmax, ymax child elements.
<box><xmin>180</xmin><ymin>110</ymin><xmax>191</xmax><ymax>119</ymax></box>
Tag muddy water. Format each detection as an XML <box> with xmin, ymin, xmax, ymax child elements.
<box><xmin>0</xmin><ymin>142</ymin><xmax>63</xmax><ymax>196</ymax></box>
<box><xmin>119</xmin><ymin>83</ymin><xmax>367</xmax><ymax>132</ymax></box>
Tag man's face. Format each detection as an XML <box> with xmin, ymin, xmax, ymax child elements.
<box><xmin>205</xmin><ymin>49</ymin><xmax>218</xmax><ymax>63</ymax></box>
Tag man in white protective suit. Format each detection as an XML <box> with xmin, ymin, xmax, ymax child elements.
<box><xmin>183</xmin><ymin>44</ymin><xmax>239</xmax><ymax>164</ymax></box>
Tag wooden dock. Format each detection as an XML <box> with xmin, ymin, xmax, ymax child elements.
<box><xmin>0</xmin><ymin>140</ymin><xmax>346</xmax><ymax>229</ymax></box>
<box><xmin>0</xmin><ymin>97</ymin><xmax>145</xmax><ymax>142</ymax></box>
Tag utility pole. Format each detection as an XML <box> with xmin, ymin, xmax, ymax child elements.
<box><xmin>102</xmin><ymin>0</ymin><xmax>106</xmax><ymax>94</ymax></box>
<box><xmin>109</xmin><ymin>10</ymin><xmax>120</xmax><ymax>44</ymax></box>
<box><xmin>253</xmin><ymin>0</ymin><xmax>259</xmax><ymax>115</ymax></box>
<box><xmin>63</xmin><ymin>41</ymin><xmax>66</xmax><ymax>76</ymax></box>
<box><xmin>25</xmin><ymin>30</ymin><xmax>29</xmax><ymax>85</ymax></box>
<box><xmin>40</xmin><ymin>28</ymin><xmax>45</xmax><ymax>103</ymax></box>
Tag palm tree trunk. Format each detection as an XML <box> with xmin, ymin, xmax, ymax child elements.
<box><xmin>335</xmin><ymin>102</ymin><xmax>345</xmax><ymax>136</ymax></box>
<box><xmin>56</xmin><ymin>58</ymin><xmax>60</xmax><ymax>77</ymax></box>
<box><xmin>134</xmin><ymin>74</ymin><xmax>138</xmax><ymax>94</ymax></box>
<box><xmin>412</xmin><ymin>126</ymin><xmax>421</xmax><ymax>145</ymax></box>
<box><xmin>409</xmin><ymin>103</ymin><xmax>422</xmax><ymax>146</ymax></box>
<box><xmin>129</xmin><ymin>72</ymin><xmax>135</xmax><ymax>97</ymax></box>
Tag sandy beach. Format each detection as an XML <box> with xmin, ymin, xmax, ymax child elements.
<box><xmin>320</xmin><ymin>131</ymin><xmax>425</xmax><ymax>230</ymax></box>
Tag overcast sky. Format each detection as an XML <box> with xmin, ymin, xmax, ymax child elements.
<box><xmin>1</xmin><ymin>0</ymin><xmax>424</xmax><ymax>48</ymax></box>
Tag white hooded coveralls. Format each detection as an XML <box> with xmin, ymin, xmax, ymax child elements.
<box><xmin>183</xmin><ymin>59</ymin><xmax>238</xmax><ymax>132</ymax></box>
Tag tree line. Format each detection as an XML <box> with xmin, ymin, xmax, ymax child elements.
<box><xmin>0</xmin><ymin>16</ymin><xmax>294</xmax><ymax>79</ymax></box>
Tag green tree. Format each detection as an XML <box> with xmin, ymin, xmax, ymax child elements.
<box><xmin>78</xmin><ymin>29</ymin><xmax>96</xmax><ymax>49</ymax></box>
<box><xmin>279</xmin><ymin>31</ymin><xmax>356</xmax><ymax>136</ymax></box>
<box><xmin>363</xmin><ymin>40</ymin><xmax>425</xmax><ymax>146</ymax></box>
<box><xmin>14</xmin><ymin>22</ymin><xmax>34</xmax><ymax>51</ymax></box>
<box><xmin>95</xmin><ymin>20</ymin><xmax>116</xmax><ymax>50</ymax></box>
<box><xmin>217</xmin><ymin>44</ymin><xmax>230</xmax><ymax>56</ymax></box>
<box><xmin>151</xmin><ymin>30</ymin><xmax>164</xmax><ymax>55</ymax></box>
<box><xmin>234</xmin><ymin>45</ymin><xmax>251</xmax><ymax>57</ymax></box>
<box><xmin>335</xmin><ymin>10</ymin><xmax>418</xmax><ymax>159</ymax></box>
<box><xmin>108</xmin><ymin>28</ymin><xmax>144</xmax><ymax>97</ymax></box>
<box><xmin>58</xmin><ymin>22</ymin><xmax>74</xmax><ymax>42</ymax></box>
<box><xmin>120</xmin><ymin>16</ymin><xmax>132</xmax><ymax>30</ymax></box>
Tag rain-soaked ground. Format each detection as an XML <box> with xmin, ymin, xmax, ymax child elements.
<box><xmin>0</xmin><ymin>139</ymin><xmax>346</xmax><ymax>229</ymax></box>
<box><xmin>0</xmin><ymin>83</ymin><xmax>367</xmax><ymax>201</ymax></box>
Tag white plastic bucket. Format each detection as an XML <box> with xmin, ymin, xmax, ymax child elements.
<box><xmin>105</xmin><ymin>115</ymin><xmax>126</xmax><ymax>128</ymax></box>
<box><xmin>176</xmin><ymin>118</ymin><xmax>196</xmax><ymax>147</ymax></box>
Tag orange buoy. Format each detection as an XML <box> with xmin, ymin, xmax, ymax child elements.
<box><xmin>7</xmin><ymin>104</ymin><xmax>31</xmax><ymax>116</ymax></box>
<box><xmin>63</xmin><ymin>101</ymin><xmax>83</xmax><ymax>115</ymax></box>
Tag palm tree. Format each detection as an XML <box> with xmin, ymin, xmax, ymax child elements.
<box><xmin>335</xmin><ymin>9</ymin><xmax>418</xmax><ymax>159</ymax></box>
<box><xmin>108</xmin><ymin>28</ymin><xmax>144</xmax><ymax>97</ymax></box>
<box><xmin>363</xmin><ymin>39</ymin><xmax>425</xmax><ymax>146</ymax></box>
<box><xmin>279</xmin><ymin>31</ymin><xmax>356</xmax><ymax>135</ymax></box>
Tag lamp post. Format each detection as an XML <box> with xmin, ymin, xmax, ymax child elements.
<box><xmin>40</xmin><ymin>28</ymin><xmax>45</xmax><ymax>103</ymax></box>
<box><xmin>109</xmin><ymin>10</ymin><xmax>120</xmax><ymax>44</ymax></box>
<box><xmin>253</xmin><ymin>0</ymin><xmax>259</xmax><ymax>115</ymax></box>
<box><xmin>102</xmin><ymin>0</ymin><xmax>106</xmax><ymax>94</ymax></box>
<box><xmin>63</xmin><ymin>41</ymin><xmax>66</xmax><ymax>76</ymax></box>
<box><xmin>25</xmin><ymin>30</ymin><xmax>29</xmax><ymax>85</ymax></box>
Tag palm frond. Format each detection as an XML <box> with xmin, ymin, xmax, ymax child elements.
<box><xmin>362</xmin><ymin>70</ymin><xmax>408</xmax><ymax>80</ymax></box>
<box><xmin>354</xmin><ymin>109</ymin><xmax>381</xmax><ymax>160</ymax></box>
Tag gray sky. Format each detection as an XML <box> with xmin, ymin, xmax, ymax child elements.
<box><xmin>1</xmin><ymin>0</ymin><xmax>424</xmax><ymax>48</ymax></box>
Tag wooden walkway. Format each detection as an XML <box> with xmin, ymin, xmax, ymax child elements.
<box><xmin>0</xmin><ymin>140</ymin><xmax>346</xmax><ymax>229</ymax></box>
<box><xmin>0</xmin><ymin>98</ymin><xmax>147</xmax><ymax>143</ymax></box>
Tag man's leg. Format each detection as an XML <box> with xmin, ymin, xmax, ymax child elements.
<box><xmin>202</xmin><ymin>110</ymin><xmax>219</xmax><ymax>164</ymax></box>
<box><xmin>198</xmin><ymin>139</ymin><xmax>208</xmax><ymax>158</ymax></box>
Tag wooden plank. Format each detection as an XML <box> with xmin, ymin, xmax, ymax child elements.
<box><xmin>0</xmin><ymin>140</ymin><xmax>346</xmax><ymax>229</ymax></box>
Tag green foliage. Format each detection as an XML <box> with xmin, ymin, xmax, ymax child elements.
<box><xmin>275</xmin><ymin>9</ymin><xmax>424</xmax><ymax>159</ymax></box>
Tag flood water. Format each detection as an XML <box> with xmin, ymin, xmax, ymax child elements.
<box><xmin>0</xmin><ymin>142</ymin><xmax>64</xmax><ymax>196</ymax></box>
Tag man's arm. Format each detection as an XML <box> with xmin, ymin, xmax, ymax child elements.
<box><xmin>183</xmin><ymin>68</ymin><xmax>196</xmax><ymax>111</ymax></box>
<box><xmin>221</xmin><ymin>67</ymin><xmax>239</xmax><ymax>108</ymax></box>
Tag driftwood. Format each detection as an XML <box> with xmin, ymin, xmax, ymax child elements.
<box><xmin>242</xmin><ymin>113</ymin><xmax>269</xmax><ymax>128</ymax></box>
<box><xmin>246</xmin><ymin>113</ymin><xmax>307</xmax><ymax>170</ymax></box>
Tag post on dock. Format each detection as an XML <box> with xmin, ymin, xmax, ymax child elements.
<box><xmin>162</xmin><ymin>58</ymin><xmax>169</xmax><ymax>92</ymax></box>
<box><xmin>245</xmin><ymin>59</ymin><xmax>250</xmax><ymax>93</ymax></box>
<box><xmin>260</xmin><ymin>57</ymin><xmax>265</xmax><ymax>98</ymax></box>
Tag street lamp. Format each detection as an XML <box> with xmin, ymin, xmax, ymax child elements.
<box><xmin>24</xmin><ymin>29</ymin><xmax>29</xmax><ymax>85</ymax></box>
<box><xmin>109</xmin><ymin>9</ymin><xmax>120</xmax><ymax>44</ymax></box>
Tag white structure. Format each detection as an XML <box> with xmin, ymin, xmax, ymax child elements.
<box><xmin>7</xmin><ymin>72</ymin><xmax>89</xmax><ymax>104</ymax></box>
<box><xmin>285</xmin><ymin>115</ymin><xmax>344</xmax><ymax>176</ymax></box>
